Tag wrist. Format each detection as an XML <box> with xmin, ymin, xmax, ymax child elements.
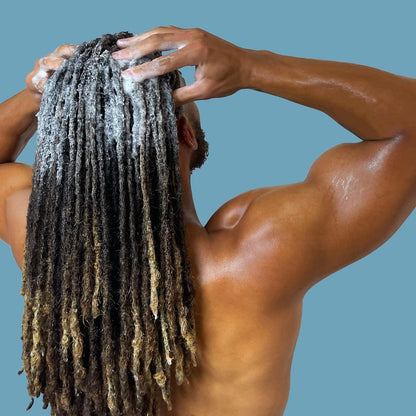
<box><xmin>23</xmin><ymin>87</ymin><xmax>42</xmax><ymax>113</ymax></box>
<box><xmin>239</xmin><ymin>48</ymin><xmax>258</xmax><ymax>90</ymax></box>
<box><xmin>243</xmin><ymin>49</ymin><xmax>294</xmax><ymax>96</ymax></box>
<box><xmin>241</xmin><ymin>49</ymin><xmax>275</xmax><ymax>91</ymax></box>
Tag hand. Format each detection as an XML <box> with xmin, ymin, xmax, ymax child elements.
<box><xmin>25</xmin><ymin>43</ymin><xmax>78</xmax><ymax>99</ymax></box>
<box><xmin>112</xmin><ymin>26</ymin><xmax>252</xmax><ymax>106</ymax></box>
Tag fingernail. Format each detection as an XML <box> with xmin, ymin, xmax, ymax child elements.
<box><xmin>112</xmin><ymin>51</ymin><xmax>122</xmax><ymax>58</ymax></box>
<box><xmin>117</xmin><ymin>38</ymin><xmax>130</xmax><ymax>45</ymax></box>
<box><xmin>122</xmin><ymin>69</ymin><xmax>134</xmax><ymax>76</ymax></box>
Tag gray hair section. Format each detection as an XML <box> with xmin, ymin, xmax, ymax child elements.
<box><xmin>20</xmin><ymin>32</ymin><xmax>197</xmax><ymax>416</ymax></box>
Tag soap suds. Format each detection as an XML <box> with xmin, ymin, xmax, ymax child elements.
<box><xmin>31</xmin><ymin>58</ymin><xmax>49</xmax><ymax>93</ymax></box>
<box><xmin>122</xmin><ymin>73</ymin><xmax>138</xmax><ymax>95</ymax></box>
<box><xmin>31</xmin><ymin>55</ymin><xmax>63</xmax><ymax>93</ymax></box>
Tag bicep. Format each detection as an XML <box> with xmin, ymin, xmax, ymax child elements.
<box><xmin>0</xmin><ymin>163</ymin><xmax>32</xmax><ymax>244</ymax></box>
<box><xmin>234</xmin><ymin>135</ymin><xmax>416</xmax><ymax>296</ymax></box>
<box><xmin>306</xmin><ymin>134</ymin><xmax>416</xmax><ymax>280</ymax></box>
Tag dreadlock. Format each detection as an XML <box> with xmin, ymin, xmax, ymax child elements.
<box><xmin>19</xmin><ymin>31</ymin><xmax>199</xmax><ymax>416</ymax></box>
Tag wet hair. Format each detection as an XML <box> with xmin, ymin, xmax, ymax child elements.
<box><xmin>19</xmin><ymin>31</ymin><xmax>199</xmax><ymax>415</ymax></box>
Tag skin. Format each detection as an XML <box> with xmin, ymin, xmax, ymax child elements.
<box><xmin>1</xmin><ymin>27</ymin><xmax>416</xmax><ymax>415</ymax></box>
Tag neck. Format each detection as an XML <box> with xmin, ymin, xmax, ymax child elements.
<box><xmin>180</xmin><ymin>172</ymin><xmax>203</xmax><ymax>227</ymax></box>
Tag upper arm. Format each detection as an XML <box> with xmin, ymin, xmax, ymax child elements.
<box><xmin>234</xmin><ymin>133</ymin><xmax>416</xmax><ymax>295</ymax></box>
<box><xmin>0</xmin><ymin>163</ymin><xmax>33</xmax><ymax>244</ymax></box>
<box><xmin>305</xmin><ymin>134</ymin><xmax>416</xmax><ymax>282</ymax></box>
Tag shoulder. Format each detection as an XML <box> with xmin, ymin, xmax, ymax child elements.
<box><xmin>202</xmin><ymin>183</ymin><xmax>326</xmax><ymax>297</ymax></box>
<box><xmin>205</xmin><ymin>186</ymin><xmax>275</xmax><ymax>232</ymax></box>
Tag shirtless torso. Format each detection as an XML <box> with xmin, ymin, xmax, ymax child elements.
<box><xmin>4</xmin><ymin>135</ymin><xmax>416</xmax><ymax>416</ymax></box>
<box><xmin>4</xmin><ymin>180</ymin><xmax>305</xmax><ymax>416</ymax></box>
<box><xmin>164</xmin><ymin>188</ymin><xmax>305</xmax><ymax>416</ymax></box>
<box><xmin>2</xmin><ymin>26</ymin><xmax>416</xmax><ymax>416</ymax></box>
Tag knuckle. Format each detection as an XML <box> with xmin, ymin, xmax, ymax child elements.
<box><xmin>44</xmin><ymin>56</ymin><xmax>62</xmax><ymax>68</ymax></box>
<box><xmin>191</xmin><ymin>28</ymin><xmax>206</xmax><ymax>39</ymax></box>
<box><xmin>44</xmin><ymin>56</ymin><xmax>56</xmax><ymax>65</ymax></box>
<box><xmin>37</xmin><ymin>57</ymin><xmax>45</xmax><ymax>68</ymax></box>
<box><xmin>189</xmin><ymin>28</ymin><xmax>208</xmax><ymax>51</ymax></box>
<box><xmin>192</xmin><ymin>39</ymin><xmax>207</xmax><ymax>56</ymax></box>
<box><xmin>54</xmin><ymin>43</ymin><xmax>74</xmax><ymax>56</ymax></box>
<box><xmin>55</xmin><ymin>43</ymin><xmax>66</xmax><ymax>52</ymax></box>
<box><xmin>151</xmin><ymin>33</ymin><xmax>163</xmax><ymax>40</ymax></box>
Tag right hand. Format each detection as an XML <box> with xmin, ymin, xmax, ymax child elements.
<box><xmin>112</xmin><ymin>26</ymin><xmax>253</xmax><ymax>106</ymax></box>
<box><xmin>25</xmin><ymin>43</ymin><xmax>77</xmax><ymax>99</ymax></box>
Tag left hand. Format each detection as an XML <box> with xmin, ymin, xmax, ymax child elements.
<box><xmin>25</xmin><ymin>43</ymin><xmax>78</xmax><ymax>99</ymax></box>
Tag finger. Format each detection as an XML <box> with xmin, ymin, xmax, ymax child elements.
<box><xmin>172</xmin><ymin>81</ymin><xmax>207</xmax><ymax>107</ymax></box>
<box><xmin>37</xmin><ymin>77</ymin><xmax>48</xmax><ymax>93</ymax></box>
<box><xmin>117</xmin><ymin>28</ymin><xmax>167</xmax><ymax>45</ymax></box>
<box><xmin>42</xmin><ymin>55</ymin><xmax>65</xmax><ymax>70</ymax></box>
<box><xmin>113</xmin><ymin>32</ymin><xmax>186</xmax><ymax>60</ymax></box>
<box><xmin>32</xmin><ymin>69</ymin><xmax>48</xmax><ymax>93</ymax></box>
<box><xmin>122</xmin><ymin>48</ymin><xmax>195</xmax><ymax>82</ymax></box>
<box><xmin>36</xmin><ymin>57</ymin><xmax>49</xmax><ymax>74</ymax></box>
<box><xmin>52</xmin><ymin>43</ymin><xmax>78</xmax><ymax>59</ymax></box>
<box><xmin>31</xmin><ymin>59</ymin><xmax>48</xmax><ymax>92</ymax></box>
<box><xmin>31</xmin><ymin>56</ymin><xmax>57</xmax><ymax>93</ymax></box>
<box><xmin>116</xmin><ymin>25</ymin><xmax>181</xmax><ymax>47</ymax></box>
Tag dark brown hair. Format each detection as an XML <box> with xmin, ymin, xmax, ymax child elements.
<box><xmin>20</xmin><ymin>31</ymin><xmax>197</xmax><ymax>415</ymax></box>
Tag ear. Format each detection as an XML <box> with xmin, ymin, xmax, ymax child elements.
<box><xmin>177</xmin><ymin>115</ymin><xmax>198</xmax><ymax>151</ymax></box>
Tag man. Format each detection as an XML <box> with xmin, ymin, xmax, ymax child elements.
<box><xmin>1</xmin><ymin>26</ymin><xmax>415</xmax><ymax>415</ymax></box>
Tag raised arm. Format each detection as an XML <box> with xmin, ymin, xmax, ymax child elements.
<box><xmin>238</xmin><ymin>45</ymin><xmax>416</xmax><ymax>292</ymax></box>
<box><xmin>115</xmin><ymin>27</ymin><xmax>416</xmax><ymax>295</ymax></box>
<box><xmin>243</xmin><ymin>41</ymin><xmax>416</xmax><ymax>291</ymax></box>
<box><xmin>113</xmin><ymin>26</ymin><xmax>416</xmax><ymax>139</ymax></box>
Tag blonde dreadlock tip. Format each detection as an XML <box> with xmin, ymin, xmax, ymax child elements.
<box><xmin>23</xmin><ymin>33</ymin><xmax>200</xmax><ymax>416</ymax></box>
<box><xmin>153</xmin><ymin>370</ymin><xmax>167</xmax><ymax>387</ymax></box>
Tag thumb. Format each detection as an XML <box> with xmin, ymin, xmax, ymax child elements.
<box><xmin>173</xmin><ymin>81</ymin><xmax>206</xmax><ymax>107</ymax></box>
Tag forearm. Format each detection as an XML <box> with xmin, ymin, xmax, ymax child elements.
<box><xmin>245</xmin><ymin>50</ymin><xmax>416</xmax><ymax>140</ymax></box>
<box><xmin>0</xmin><ymin>88</ymin><xmax>40</xmax><ymax>163</ymax></box>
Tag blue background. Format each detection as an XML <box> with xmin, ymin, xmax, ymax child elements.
<box><xmin>1</xmin><ymin>0</ymin><xmax>415</xmax><ymax>414</ymax></box>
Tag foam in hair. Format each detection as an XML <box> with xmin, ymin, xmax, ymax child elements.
<box><xmin>20</xmin><ymin>32</ymin><xmax>197</xmax><ymax>416</ymax></box>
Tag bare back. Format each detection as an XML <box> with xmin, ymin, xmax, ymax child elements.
<box><xmin>3</xmin><ymin>132</ymin><xmax>416</xmax><ymax>415</ymax></box>
<box><xmin>153</xmin><ymin>135</ymin><xmax>416</xmax><ymax>415</ymax></box>
<box><xmin>4</xmin><ymin>181</ymin><xmax>305</xmax><ymax>416</ymax></box>
<box><xmin>160</xmin><ymin>189</ymin><xmax>306</xmax><ymax>415</ymax></box>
